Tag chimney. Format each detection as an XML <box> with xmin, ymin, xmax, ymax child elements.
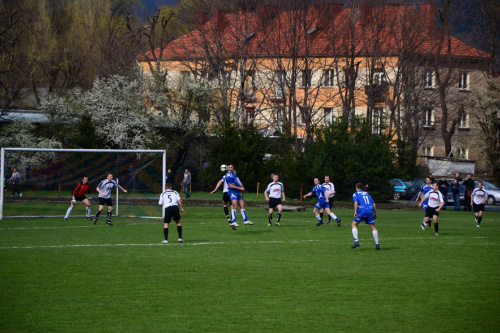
<box><xmin>419</xmin><ymin>3</ymin><xmax>437</xmax><ymax>34</ymax></box>
<box><xmin>257</xmin><ymin>5</ymin><xmax>279</xmax><ymax>26</ymax></box>
<box><xmin>360</xmin><ymin>5</ymin><xmax>374</xmax><ymax>25</ymax></box>
<box><xmin>195</xmin><ymin>13</ymin><xmax>208</xmax><ymax>30</ymax></box>
<box><xmin>313</xmin><ymin>3</ymin><xmax>343</xmax><ymax>27</ymax></box>
<box><xmin>214</xmin><ymin>10</ymin><xmax>227</xmax><ymax>32</ymax></box>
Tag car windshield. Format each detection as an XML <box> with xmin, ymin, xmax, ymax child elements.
<box><xmin>403</xmin><ymin>180</ymin><xmax>413</xmax><ymax>186</ymax></box>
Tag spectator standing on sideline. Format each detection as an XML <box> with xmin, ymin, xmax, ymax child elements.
<box><xmin>428</xmin><ymin>173</ymin><xmax>435</xmax><ymax>184</ymax></box>
<box><xmin>463</xmin><ymin>174</ymin><xmax>475</xmax><ymax>211</ymax></box>
<box><xmin>7</xmin><ymin>167</ymin><xmax>22</xmax><ymax>197</ymax></box>
<box><xmin>265</xmin><ymin>174</ymin><xmax>285</xmax><ymax>227</ymax></box>
<box><xmin>158</xmin><ymin>183</ymin><xmax>185</xmax><ymax>243</ymax></box>
<box><xmin>303</xmin><ymin>177</ymin><xmax>341</xmax><ymax>226</ymax></box>
<box><xmin>452</xmin><ymin>172</ymin><xmax>463</xmax><ymax>211</ymax></box>
<box><xmin>471</xmin><ymin>181</ymin><xmax>488</xmax><ymax>227</ymax></box>
<box><xmin>64</xmin><ymin>176</ymin><xmax>92</xmax><ymax>220</ymax></box>
<box><xmin>182</xmin><ymin>168</ymin><xmax>191</xmax><ymax>198</ymax></box>
<box><xmin>351</xmin><ymin>183</ymin><xmax>379</xmax><ymax>250</ymax></box>
<box><xmin>165</xmin><ymin>169</ymin><xmax>175</xmax><ymax>187</ymax></box>
<box><xmin>418</xmin><ymin>182</ymin><xmax>445</xmax><ymax>236</ymax></box>
<box><xmin>437</xmin><ymin>176</ymin><xmax>449</xmax><ymax>209</ymax></box>
<box><xmin>93</xmin><ymin>173</ymin><xmax>127</xmax><ymax>226</ymax></box>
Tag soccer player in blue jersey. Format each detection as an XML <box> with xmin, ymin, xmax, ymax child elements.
<box><xmin>416</xmin><ymin>177</ymin><xmax>433</xmax><ymax>230</ymax></box>
<box><xmin>351</xmin><ymin>183</ymin><xmax>379</xmax><ymax>249</ymax></box>
<box><xmin>303</xmin><ymin>177</ymin><xmax>340</xmax><ymax>226</ymax></box>
<box><xmin>93</xmin><ymin>173</ymin><xmax>127</xmax><ymax>226</ymax></box>
<box><xmin>225</xmin><ymin>164</ymin><xmax>253</xmax><ymax>229</ymax></box>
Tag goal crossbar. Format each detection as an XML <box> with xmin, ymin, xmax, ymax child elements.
<box><xmin>1</xmin><ymin>148</ymin><xmax>167</xmax><ymax>220</ymax></box>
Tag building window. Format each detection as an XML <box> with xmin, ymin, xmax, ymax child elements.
<box><xmin>324</xmin><ymin>108</ymin><xmax>333</xmax><ymax>125</ymax></box>
<box><xmin>459</xmin><ymin>111</ymin><xmax>469</xmax><ymax>128</ymax></box>
<box><xmin>424</xmin><ymin>69</ymin><xmax>434</xmax><ymax>88</ymax></box>
<box><xmin>423</xmin><ymin>108</ymin><xmax>434</xmax><ymax>128</ymax></box>
<box><xmin>372</xmin><ymin>108</ymin><xmax>382</xmax><ymax>134</ymax></box>
<box><xmin>244</xmin><ymin>70</ymin><xmax>256</xmax><ymax>99</ymax></box>
<box><xmin>274</xmin><ymin>70</ymin><xmax>286</xmax><ymax>99</ymax></box>
<box><xmin>459</xmin><ymin>72</ymin><xmax>469</xmax><ymax>90</ymax></box>
<box><xmin>245</xmin><ymin>107</ymin><xmax>255</xmax><ymax>124</ymax></box>
<box><xmin>348</xmin><ymin>108</ymin><xmax>356</xmax><ymax>126</ymax></box>
<box><xmin>457</xmin><ymin>147</ymin><xmax>468</xmax><ymax>159</ymax></box>
<box><xmin>323</xmin><ymin>69</ymin><xmax>336</xmax><ymax>87</ymax></box>
<box><xmin>302</xmin><ymin>70</ymin><xmax>312</xmax><ymax>88</ymax></box>
<box><xmin>373</xmin><ymin>70</ymin><xmax>385</xmax><ymax>85</ymax></box>
<box><xmin>422</xmin><ymin>146</ymin><xmax>433</xmax><ymax>156</ymax></box>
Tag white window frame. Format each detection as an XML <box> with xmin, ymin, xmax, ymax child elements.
<box><xmin>323</xmin><ymin>69</ymin><xmax>336</xmax><ymax>87</ymax></box>
<box><xmin>372</xmin><ymin>108</ymin><xmax>382</xmax><ymax>134</ymax></box>
<box><xmin>373</xmin><ymin>70</ymin><xmax>385</xmax><ymax>85</ymax></box>
<box><xmin>422</xmin><ymin>146</ymin><xmax>433</xmax><ymax>156</ymax></box>
<box><xmin>274</xmin><ymin>70</ymin><xmax>286</xmax><ymax>99</ymax></box>
<box><xmin>302</xmin><ymin>70</ymin><xmax>312</xmax><ymax>88</ymax></box>
<box><xmin>324</xmin><ymin>107</ymin><xmax>333</xmax><ymax>125</ymax></box>
<box><xmin>459</xmin><ymin>111</ymin><xmax>469</xmax><ymax>128</ymax></box>
<box><xmin>423</xmin><ymin>108</ymin><xmax>434</xmax><ymax>127</ymax></box>
<box><xmin>457</xmin><ymin>147</ymin><xmax>468</xmax><ymax>159</ymax></box>
<box><xmin>459</xmin><ymin>72</ymin><xmax>469</xmax><ymax>91</ymax></box>
<box><xmin>424</xmin><ymin>69</ymin><xmax>434</xmax><ymax>88</ymax></box>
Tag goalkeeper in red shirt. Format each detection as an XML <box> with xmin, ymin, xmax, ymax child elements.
<box><xmin>64</xmin><ymin>176</ymin><xmax>92</xmax><ymax>220</ymax></box>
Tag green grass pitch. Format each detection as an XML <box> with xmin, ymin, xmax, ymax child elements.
<box><xmin>0</xmin><ymin>205</ymin><xmax>498</xmax><ymax>332</ymax></box>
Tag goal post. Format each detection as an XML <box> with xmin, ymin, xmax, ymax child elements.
<box><xmin>1</xmin><ymin>148</ymin><xmax>166</xmax><ymax>220</ymax></box>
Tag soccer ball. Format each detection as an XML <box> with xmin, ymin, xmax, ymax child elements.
<box><xmin>220</xmin><ymin>164</ymin><xmax>228</xmax><ymax>172</ymax></box>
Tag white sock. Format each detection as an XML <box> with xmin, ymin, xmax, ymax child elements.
<box><xmin>241</xmin><ymin>209</ymin><xmax>248</xmax><ymax>221</ymax></box>
<box><xmin>231</xmin><ymin>209</ymin><xmax>236</xmax><ymax>222</ymax></box>
<box><xmin>352</xmin><ymin>228</ymin><xmax>359</xmax><ymax>242</ymax></box>
<box><xmin>86</xmin><ymin>206</ymin><xmax>91</xmax><ymax>217</ymax></box>
<box><xmin>372</xmin><ymin>230</ymin><xmax>379</xmax><ymax>244</ymax></box>
<box><xmin>65</xmin><ymin>207</ymin><xmax>72</xmax><ymax>219</ymax></box>
<box><xmin>329</xmin><ymin>212</ymin><xmax>338</xmax><ymax>220</ymax></box>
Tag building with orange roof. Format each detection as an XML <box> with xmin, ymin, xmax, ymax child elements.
<box><xmin>137</xmin><ymin>2</ymin><xmax>492</xmax><ymax>175</ymax></box>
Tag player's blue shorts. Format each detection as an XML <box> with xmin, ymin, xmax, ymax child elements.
<box><xmin>315</xmin><ymin>199</ymin><xmax>330</xmax><ymax>210</ymax></box>
<box><xmin>353</xmin><ymin>214</ymin><xmax>375</xmax><ymax>224</ymax></box>
<box><xmin>228</xmin><ymin>190</ymin><xmax>242</xmax><ymax>201</ymax></box>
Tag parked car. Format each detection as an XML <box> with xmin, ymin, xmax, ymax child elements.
<box><xmin>390</xmin><ymin>179</ymin><xmax>418</xmax><ymax>200</ymax></box>
<box><xmin>474</xmin><ymin>180</ymin><xmax>500</xmax><ymax>205</ymax></box>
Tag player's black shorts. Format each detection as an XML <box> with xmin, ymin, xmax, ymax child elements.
<box><xmin>98</xmin><ymin>197</ymin><xmax>113</xmax><ymax>206</ymax></box>
<box><xmin>328</xmin><ymin>197</ymin><xmax>334</xmax><ymax>207</ymax></box>
<box><xmin>164</xmin><ymin>206</ymin><xmax>181</xmax><ymax>223</ymax></box>
<box><xmin>223</xmin><ymin>192</ymin><xmax>230</xmax><ymax>203</ymax></box>
<box><xmin>75</xmin><ymin>195</ymin><xmax>87</xmax><ymax>202</ymax></box>
<box><xmin>473</xmin><ymin>203</ymin><xmax>485</xmax><ymax>212</ymax></box>
<box><xmin>269</xmin><ymin>198</ymin><xmax>282</xmax><ymax>209</ymax></box>
<box><xmin>425</xmin><ymin>206</ymin><xmax>440</xmax><ymax>218</ymax></box>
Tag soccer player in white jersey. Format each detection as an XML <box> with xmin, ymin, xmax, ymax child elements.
<box><xmin>265</xmin><ymin>174</ymin><xmax>285</xmax><ymax>226</ymax></box>
<box><xmin>418</xmin><ymin>182</ymin><xmax>444</xmax><ymax>236</ymax></box>
<box><xmin>210</xmin><ymin>172</ymin><xmax>232</xmax><ymax>224</ymax></box>
<box><xmin>93</xmin><ymin>173</ymin><xmax>127</xmax><ymax>226</ymax></box>
<box><xmin>158</xmin><ymin>183</ymin><xmax>185</xmax><ymax>243</ymax></box>
<box><xmin>303</xmin><ymin>177</ymin><xmax>340</xmax><ymax>226</ymax></box>
<box><xmin>471</xmin><ymin>181</ymin><xmax>488</xmax><ymax>227</ymax></box>
<box><xmin>416</xmin><ymin>177</ymin><xmax>433</xmax><ymax>230</ymax></box>
<box><xmin>321</xmin><ymin>175</ymin><xmax>340</xmax><ymax>226</ymax></box>
<box><xmin>225</xmin><ymin>164</ymin><xmax>253</xmax><ymax>229</ymax></box>
<box><xmin>351</xmin><ymin>183</ymin><xmax>379</xmax><ymax>249</ymax></box>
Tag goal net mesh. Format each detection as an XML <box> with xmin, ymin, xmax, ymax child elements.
<box><xmin>2</xmin><ymin>149</ymin><xmax>164</xmax><ymax>219</ymax></box>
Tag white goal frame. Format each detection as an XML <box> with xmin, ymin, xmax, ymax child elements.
<box><xmin>0</xmin><ymin>148</ymin><xmax>166</xmax><ymax>220</ymax></box>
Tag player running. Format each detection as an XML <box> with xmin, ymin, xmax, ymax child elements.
<box><xmin>418</xmin><ymin>182</ymin><xmax>445</xmax><ymax>236</ymax></box>
<box><xmin>93</xmin><ymin>173</ymin><xmax>127</xmax><ymax>226</ymax></box>
<box><xmin>351</xmin><ymin>183</ymin><xmax>379</xmax><ymax>249</ymax></box>
<box><xmin>265</xmin><ymin>174</ymin><xmax>285</xmax><ymax>226</ymax></box>
<box><xmin>416</xmin><ymin>177</ymin><xmax>433</xmax><ymax>230</ymax></box>
<box><xmin>303</xmin><ymin>177</ymin><xmax>341</xmax><ymax>226</ymax></box>
<box><xmin>471</xmin><ymin>181</ymin><xmax>488</xmax><ymax>227</ymax></box>
<box><xmin>64</xmin><ymin>176</ymin><xmax>92</xmax><ymax>220</ymax></box>
<box><xmin>321</xmin><ymin>175</ymin><xmax>339</xmax><ymax>226</ymax></box>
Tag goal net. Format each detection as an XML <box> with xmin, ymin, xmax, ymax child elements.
<box><xmin>1</xmin><ymin>148</ymin><xmax>166</xmax><ymax>220</ymax></box>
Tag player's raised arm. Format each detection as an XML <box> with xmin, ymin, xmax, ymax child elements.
<box><xmin>211</xmin><ymin>179</ymin><xmax>223</xmax><ymax>194</ymax></box>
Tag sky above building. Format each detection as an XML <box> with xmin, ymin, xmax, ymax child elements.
<box><xmin>142</xmin><ymin>0</ymin><xmax>178</xmax><ymax>13</ymax></box>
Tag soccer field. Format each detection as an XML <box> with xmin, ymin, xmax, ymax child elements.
<box><xmin>0</xmin><ymin>206</ymin><xmax>498</xmax><ymax>332</ymax></box>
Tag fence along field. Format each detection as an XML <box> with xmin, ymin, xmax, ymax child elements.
<box><xmin>0</xmin><ymin>206</ymin><xmax>498</xmax><ymax>332</ymax></box>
